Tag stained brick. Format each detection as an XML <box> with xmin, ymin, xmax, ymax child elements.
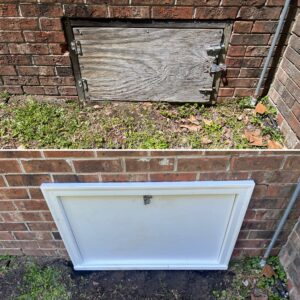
<box><xmin>0</xmin><ymin>160</ymin><xmax>22</xmax><ymax>173</ymax></box>
<box><xmin>6</xmin><ymin>175</ymin><xmax>52</xmax><ymax>187</ymax></box>
<box><xmin>231</xmin><ymin>156</ymin><xmax>284</xmax><ymax>171</ymax></box>
<box><xmin>73</xmin><ymin>159</ymin><xmax>123</xmax><ymax>173</ymax></box>
<box><xmin>152</xmin><ymin>6</ymin><xmax>192</xmax><ymax>19</ymax></box>
<box><xmin>125</xmin><ymin>158</ymin><xmax>175</xmax><ymax>172</ymax></box>
<box><xmin>177</xmin><ymin>157</ymin><xmax>229</xmax><ymax>171</ymax></box>
<box><xmin>22</xmin><ymin>160</ymin><xmax>72</xmax><ymax>173</ymax></box>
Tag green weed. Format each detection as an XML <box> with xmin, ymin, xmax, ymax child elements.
<box><xmin>17</xmin><ymin>263</ymin><xmax>70</xmax><ymax>300</ymax></box>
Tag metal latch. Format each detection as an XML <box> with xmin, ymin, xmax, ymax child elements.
<box><xmin>199</xmin><ymin>88</ymin><xmax>215</xmax><ymax>96</ymax></box>
<box><xmin>206</xmin><ymin>44</ymin><xmax>225</xmax><ymax>57</ymax></box>
<box><xmin>210</xmin><ymin>63</ymin><xmax>227</xmax><ymax>75</ymax></box>
<box><xmin>71</xmin><ymin>40</ymin><xmax>82</xmax><ymax>55</ymax></box>
<box><xmin>143</xmin><ymin>195</ymin><xmax>152</xmax><ymax>205</ymax></box>
<box><xmin>78</xmin><ymin>79</ymin><xmax>88</xmax><ymax>92</ymax></box>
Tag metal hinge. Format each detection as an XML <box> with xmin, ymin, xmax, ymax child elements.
<box><xmin>206</xmin><ymin>44</ymin><xmax>225</xmax><ymax>57</ymax></box>
<box><xmin>78</xmin><ymin>79</ymin><xmax>88</xmax><ymax>92</ymax></box>
<box><xmin>71</xmin><ymin>40</ymin><xmax>82</xmax><ymax>55</ymax></box>
<box><xmin>199</xmin><ymin>88</ymin><xmax>215</xmax><ymax>96</ymax></box>
<box><xmin>210</xmin><ymin>63</ymin><xmax>227</xmax><ymax>75</ymax></box>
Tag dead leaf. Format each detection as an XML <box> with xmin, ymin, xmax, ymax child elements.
<box><xmin>203</xmin><ymin>119</ymin><xmax>213</xmax><ymax>126</ymax></box>
<box><xmin>201</xmin><ymin>136</ymin><xmax>212</xmax><ymax>144</ymax></box>
<box><xmin>262</xmin><ymin>264</ymin><xmax>276</xmax><ymax>278</ymax></box>
<box><xmin>267</xmin><ymin>140</ymin><xmax>283</xmax><ymax>149</ymax></box>
<box><xmin>188</xmin><ymin>115</ymin><xmax>200</xmax><ymax>125</ymax></box>
<box><xmin>255</xmin><ymin>103</ymin><xmax>267</xmax><ymax>115</ymax></box>
<box><xmin>180</xmin><ymin>124</ymin><xmax>201</xmax><ymax>132</ymax></box>
<box><xmin>244</xmin><ymin>130</ymin><xmax>263</xmax><ymax>146</ymax></box>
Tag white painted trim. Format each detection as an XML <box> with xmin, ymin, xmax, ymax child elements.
<box><xmin>41</xmin><ymin>181</ymin><xmax>255</xmax><ymax>271</ymax></box>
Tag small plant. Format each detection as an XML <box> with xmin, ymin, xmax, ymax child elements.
<box><xmin>213</xmin><ymin>256</ymin><xmax>288</xmax><ymax>300</ymax></box>
<box><xmin>17</xmin><ymin>263</ymin><xmax>70</xmax><ymax>300</ymax></box>
<box><xmin>238</xmin><ymin>97</ymin><xmax>252</xmax><ymax>109</ymax></box>
<box><xmin>0</xmin><ymin>90</ymin><xmax>10</xmax><ymax>102</ymax></box>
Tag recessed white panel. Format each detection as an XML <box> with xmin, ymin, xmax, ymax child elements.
<box><xmin>41</xmin><ymin>181</ymin><xmax>254</xmax><ymax>270</ymax></box>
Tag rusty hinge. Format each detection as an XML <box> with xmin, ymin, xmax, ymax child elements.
<box><xmin>71</xmin><ymin>40</ymin><xmax>82</xmax><ymax>55</ymax></box>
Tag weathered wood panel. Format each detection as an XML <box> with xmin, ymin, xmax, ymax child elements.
<box><xmin>74</xmin><ymin>27</ymin><xmax>223</xmax><ymax>102</ymax></box>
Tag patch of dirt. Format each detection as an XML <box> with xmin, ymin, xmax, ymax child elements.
<box><xmin>0</xmin><ymin>256</ymin><xmax>234</xmax><ymax>300</ymax></box>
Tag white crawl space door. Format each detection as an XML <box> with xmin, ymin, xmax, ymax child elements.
<box><xmin>41</xmin><ymin>181</ymin><xmax>254</xmax><ymax>270</ymax></box>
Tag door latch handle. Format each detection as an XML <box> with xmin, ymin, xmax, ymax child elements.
<box><xmin>143</xmin><ymin>195</ymin><xmax>152</xmax><ymax>205</ymax></box>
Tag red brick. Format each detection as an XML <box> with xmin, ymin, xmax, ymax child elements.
<box><xmin>44</xmin><ymin>151</ymin><xmax>95</xmax><ymax>158</ymax></box>
<box><xmin>0</xmin><ymin>31</ymin><xmax>23</xmax><ymax>42</ymax></box>
<box><xmin>1</xmin><ymin>240</ymin><xmax>39</xmax><ymax>250</ymax></box>
<box><xmin>252</xmin><ymin>21</ymin><xmax>278</xmax><ymax>33</ymax></box>
<box><xmin>237</xmin><ymin>7</ymin><xmax>282</xmax><ymax>20</ymax></box>
<box><xmin>73</xmin><ymin>159</ymin><xmax>123</xmax><ymax>173</ymax></box>
<box><xmin>132</xmin><ymin>0</ymin><xmax>173</xmax><ymax>4</ymax></box>
<box><xmin>0</xmin><ymin>201</ymin><xmax>16</xmax><ymax>211</ymax></box>
<box><xmin>1</xmin><ymin>211</ymin><xmax>45</xmax><ymax>222</ymax></box>
<box><xmin>227</xmin><ymin>45</ymin><xmax>246</xmax><ymax>57</ymax></box>
<box><xmin>28</xmin><ymin>188</ymin><xmax>44</xmax><ymax>199</ymax></box>
<box><xmin>27</xmin><ymin>222</ymin><xmax>57</xmax><ymax>231</ymax></box>
<box><xmin>14</xmin><ymin>200</ymin><xmax>49</xmax><ymax>211</ymax></box>
<box><xmin>0</xmin><ymin>65</ymin><xmax>16</xmax><ymax>75</ymax></box>
<box><xmin>0</xmin><ymin>86</ymin><xmax>23</xmax><ymax>95</ymax></box>
<box><xmin>218</xmin><ymin>88</ymin><xmax>235</xmax><ymax>97</ymax></box>
<box><xmin>0</xmin><ymin>232</ymin><xmax>14</xmax><ymax>240</ymax></box>
<box><xmin>58</xmin><ymin>86</ymin><xmax>78</xmax><ymax>96</ymax></box>
<box><xmin>52</xmin><ymin>174</ymin><xmax>99</xmax><ymax>183</ymax></box>
<box><xmin>0</xmin><ymin>55</ymin><xmax>31</xmax><ymax>65</ymax></box>
<box><xmin>6</xmin><ymin>175</ymin><xmax>52</xmax><ymax>187</ymax></box>
<box><xmin>13</xmin><ymin>232</ymin><xmax>52</xmax><ymax>240</ymax></box>
<box><xmin>245</xmin><ymin>46</ymin><xmax>270</xmax><ymax>56</ymax></box>
<box><xmin>2</xmin><ymin>76</ymin><xmax>39</xmax><ymax>86</ymax></box>
<box><xmin>126</xmin><ymin>158</ymin><xmax>175</xmax><ymax>172</ymax></box>
<box><xmin>222</xmin><ymin>0</ymin><xmax>266</xmax><ymax>5</ymax></box>
<box><xmin>150</xmin><ymin>173</ymin><xmax>196</xmax><ymax>181</ymax></box>
<box><xmin>64</xmin><ymin>4</ymin><xmax>107</xmax><ymax>17</ymax></box>
<box><xmin>23</xmin><ymin>86</ymin><xmax>45</xmax><ymax>95</ymax></box>
<box><xmin>0</xmin><ymin>4</ymin><xmax>19</xmax><ymax>17</ymax></box>
<box><xmin>33</xmin><ymin>55</ymin><xmax>70</xmax><ymax>66</ymax></box>
<box><xmin>233</xmin><ymin>21</ymin><xmax>253</xmax><ymax>33</ymax></box>
<box><xmin>0</xmin><ymin>160</ymin><xmax>22</xmax><ymax>173</ymax></box>
<box><xmin>0</xmin><ymin>18</ymin><xmax>38</xmax><ymax>30</ymax></box>
<box><xmin>24</xmin><ymin>31</ymin><xmax>65</xmax><ymax>43</ymax></box>
<box><xmin>152</xmin><ymin>6</ymin><xmax>192</xmax><ymax>19</ymax></box>
<box><xmin>0</xmin><ymin>44</ymin><xmax>9</xmax><ymax>54</ymax></box>
<box><xmin>39</xmin><ymin>17</ymin><xmax>62</xmax><ymax>31</ymax></box>
<box><xmin>48</xmin><ymin>43</ymin><xmax>68</xmax><ymax>55</ymax></box>
<box><xmin>20</xmin><ymin>4</ymin><xmax>63</xmax><ymax>17</ymax></box>
<box><xmin>195</xmin><ymin>7</ymin><xmax>239</xmax><ymax>19</ymax></box>
<box><xmin>177</xmin><ymin>157</ymin><xmax>229</xmax><ymax>171</ymax></box>
<box><xmin>0</xmin><ymin>176</ymin><xmax>6</xmax><ymax>187</ymax></box>
<box><xmin>8</xmin><ymin>43</ymin><xmax>49</xmax><ymax>55</ymax></box>
<box><xmin>0</xmin><ymin>151</ymin><xmax>42</xmax><ymax>158</ymax></box>
<box><xmin>231</xmin><ymin>34</ymin><xmax>270</xmax><ymax>45</ymax></box>
<box><xmin>284</xmin><ymin>156</ymin><xmax>300</xmax><ymax>170</ymax></box>
<box><xmin>231</xmin><ymin>156</ymin><xmax>283</xmax><ymax>171</ymax></box>
<box><xmin>0</xmin><ymin>188</ymin><xmax>29</xmax><ymax>200</ymax></box>
<box><xmin>266</xmin><ymin>184</ymin><xmax>296</xmax><ymax>198</ymax></box>
<box><xmin>39</xmin><ymin>76</ymin><xmax>74</xmax><ymax>86</ymax></box>
<box><xmin>112</xmin><ymin>6</ymin><xmax>150</xmax><ymax>18</ymax></box>
<box><xmin>0</xmin><ymin>223</ymin><xmax>27</xmax><ymax>232</ymax></box>
<box><xmin>235</xmin><ymin>239</ymin><xmax>268</xmax><ymax>249</ymax></box>
<box><xmin>22</xmin><ymin>160</ymin><xmax>72</xmax><ymax>173</ymax></box>
<box><xmin>101</xmin><ymin>174</ymin><xmax>148</xmax><ymax>182</ymax></box>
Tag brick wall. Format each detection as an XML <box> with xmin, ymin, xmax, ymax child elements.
<box><xmin>269</xmin><ymin>12</ymin><xmax>300</xmax><ymax>149</ymax></box>
<box><xmin>0</xmin><ymin>1</ymin><xmax>299</xmax><ymax>101</ymax></box>
<box><xmin>280</xmin><ymin>216</ymin><xmax>300</xmax><ymax>300</ymax></box>
<box><xmin>0</xmin><ymin>150</ymin><xmax>299</xmax><ymax>258</ymax></box>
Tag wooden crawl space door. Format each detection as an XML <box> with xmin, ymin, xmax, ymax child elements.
<box><xmin>64</xmin><ymin>19</ymin><xmax>231</xmax><ymax>104</ymax></box>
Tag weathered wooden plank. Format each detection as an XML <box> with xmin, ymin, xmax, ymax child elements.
<box><xmin>74</xmin><ymin>27</ymin><xmax>223</xmax><ymax>102</ymax></box>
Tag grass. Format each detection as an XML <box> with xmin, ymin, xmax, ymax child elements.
<box><xmin>0</xmin><ymin>94</ymin><xmax>284</xmax><ymax>149</ymax></box>
<box><xmin>213</xmin><ymin>256</ymin><xmax>288</xmax><ymax>300</ymax></box>
<box><xmin>17</xmin><ymin>263</ymin><xmax>70</xmax><ymax>300</ymax></box>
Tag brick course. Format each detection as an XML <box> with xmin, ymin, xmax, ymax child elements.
<box><xmin>280</xmin><ymin>217</ymin><xmax>300</xmax><ymax>300</ymax></box>
<box><xmin>0</xmin><ymin>1</ymin><xmax>298</xmax><ymax>102</ymax></box>
<box><xmin>0</xmin><ymin>150</ymin><xmax>299</xmax><ymax>259</ymax></box>
<box><xmin>269</xmin><ymin>13</ymin><xmax>300</xmax><ymax>149</ymax></box>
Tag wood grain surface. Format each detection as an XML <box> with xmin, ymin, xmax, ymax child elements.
<box><xmin>74</xmin><ymin>27</ymin><xmax>223</xmax><ymax>102</ymax></box>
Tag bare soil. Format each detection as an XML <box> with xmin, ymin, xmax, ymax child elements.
<box><xmin>0</xmin><ymin>256</ymin><xmax>233</xmax><ymax>300</ymax></box>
